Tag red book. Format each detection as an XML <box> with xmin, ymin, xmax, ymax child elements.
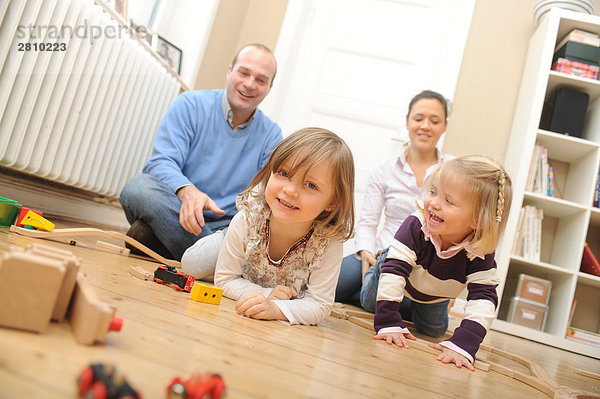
<box><xmin>580</xmin><ymin>243</ymin><xmax>600</xmax><ymax>277</ymax></box>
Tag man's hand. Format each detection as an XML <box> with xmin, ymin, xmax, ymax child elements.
<box><xmin>359</xmin><ymin>250</ymin><xmax>377</xmax><ymax>282</ymax></box>
<box><xmin>428</xmin><ymin>343</ymin><xmax>475</xmax><ymax>371</ymax></box>
<box><xmin>267</xmin><ymin>285</ymin><xmax>298</xmax><ymax>300</ymax></box>
<box><xmin>235</xmin><ymin>292</ymin><xmax>286</xmax><ymax>321</ymax></box>
<box><xmin>373</xmin><ymin>331</ymin><xmax>417</xmax><ymax>348</ymax></box>
<box><xmin>176</xmin><ymin>185</ymin><xmax>225</xmax><ymax>235</ymax></box>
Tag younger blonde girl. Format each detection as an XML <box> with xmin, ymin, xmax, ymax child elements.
<box><xmin>214</xmin><ymin>127</ymin><xmax>355</xmax><ymax>325</ymax></box>
<box><xmin>362</xmin><ymin>155</ymin><xmax>512</xmax><ymax>369</ymax></box>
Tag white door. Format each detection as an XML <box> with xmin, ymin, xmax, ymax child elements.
<box><xmin>261</xmin><ymin>0</ymin><xmax>475</xmax><ymax>252</ymax></box>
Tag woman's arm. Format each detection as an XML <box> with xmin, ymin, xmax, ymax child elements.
<box><xmin>354</xmin><ymin>164</ymin><xmax>387</xmax><ymax>256</ymax></box>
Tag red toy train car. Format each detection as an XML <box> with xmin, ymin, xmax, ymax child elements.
<box><xmin>78</xmin><ymin>363</ymin><xmax>141</xmax><ymax>399</ymax></box>
<box><xmin>153</xmin><ymin>265</ymin><xmax>195</xmax><ymax>292</ymax></box>
<box><xmin>167</xmin><ymin>373</ymin><xmax>225</xmax><ymax>399</ymax></box>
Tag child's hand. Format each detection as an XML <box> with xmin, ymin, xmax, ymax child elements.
<box><xmin>373</xmin><ymin>331</ymin><xmax>416</xmax><ymax>348</ymax></box>
<box><xmin>267</xmin><ymin>285</ymin><xmax>298</xmax><ymax>300</ymax></box>
<box><xmin>428</xmin><ymin>343</ymin><xmax>475</xmax><ymax>371</ymax></box>
<box><xmin>235</xmin><ymin>292</ymin><xmax>286</xmax><ymax>321</ymax></box>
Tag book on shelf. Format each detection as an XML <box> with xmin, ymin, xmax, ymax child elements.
<box><xmin>594</xmin><ymin>167</ymin><xmax>600</xmax><ymax>208</ymax></box>
<box><xmin>512</xmin><ymin>207</ymin><xmax>526</xmax><ymax>256</ymax></box>
<box><xmin>580</xmin><ymin>242</ymin><xmax>600</xmax><ymax>277</ymax></box>
<box><xmin>526</xmin><ymin>145</ymin><xmax>556</xmax><ymax>197</ymax></box>
<box><xmin>540</xmin><ymin>146</ymin><xmax>548</xmax><ymax>196</ymax></box>
<box><xmin>566</xmin><ymin>327</ymin><xmax>600</xmax><ymax>347</ymax></box>
<box><xmin>556</xmin><ymin>29</ymin><xmax>600</xmax><ymax>51</ymax></box>
<box><xmin>526</xmin><ymin>145</ymin><xmax>541</xmax><ymax>192</ymax></box>
<box><xmin>548</xmin><ymin>165</ymin><xmax>555</xmax><ymax>197</ymax></box>
<box><xmin>513</xmin><ymin>205</ymin><xmax>543</xmax><ymax>262</ymax></box>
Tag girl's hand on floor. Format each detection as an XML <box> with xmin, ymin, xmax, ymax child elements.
<box><xmin>373</xmin><ymin>331</ymin><xmax>416</xmax><ymax>348</ymax></box>
<box><xmin>428</xmin><ymin>343</ymin><xmax>475</xmax><ymax>371</ymax></box>
<box><xmin>235</xmin><ymin>292</ymin><xmax>286</xmax><ymax>321</ymax></box>
<box><xmin>267</xmin><ymin>285</ymin><xmax>298</xmax><ymax>300</ymax></box>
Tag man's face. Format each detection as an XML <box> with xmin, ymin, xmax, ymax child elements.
<box><xmin>225</xmin><ymin>46</ymin><xmax>276</xmax><ymax>114</ymax></box>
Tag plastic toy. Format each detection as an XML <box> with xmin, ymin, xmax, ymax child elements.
<box><xmin>20</xmin><ymin>210</ymin><xmax>55</xmax><ymax>231</ymax></box>
<box><xmin>0</xmin><ymin>196</ymin><xmax>21</xmax><ymax>226</ymax></box>
<box><xmin>166</xmin><ymin>373</ymin><xmax>225</xmax><ymax>399</ymax></box>
<box><xmin>78</xmin><ymin>363</ymin><xmax>141</xmax><ymax>399</ymax></box>
<box><xmin>15</xmin><ymin>206</ymin><xmax>41</xmax><ymax>227</ymax></box>
<box><xmin>154</xmin><ymin>265</ymin><xmax>195</xmax><ymax>292</ymax></box>
<box><xmin>190</xmin><ymin>283</ymin><xmax>223</xmax><ymax>305</ymax></box>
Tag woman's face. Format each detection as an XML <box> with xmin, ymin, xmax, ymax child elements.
<box><xmin>406</xmin><ymin>98</ymin><xmax>447</xmax><ymax>154</ymax></box>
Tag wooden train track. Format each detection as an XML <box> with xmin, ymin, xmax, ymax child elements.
<box><xmin>330</xmin><ymin>304</ymin><xmax>599</xmax><ymax>399</ymax></box>
<box><xmin>8</xmin><ymin>225</ymin><xmax>181</xmax><ymax>268</ymax></box>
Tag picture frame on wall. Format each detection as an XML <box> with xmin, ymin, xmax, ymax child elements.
<box><xmin>155</xmin><ymin>35</ymin><xmax>182</xmax><ymax>75</ymax></box>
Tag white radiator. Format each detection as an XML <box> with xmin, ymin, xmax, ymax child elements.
<box><xmin>0</xmin><ymin>0</ymin><xmax>182</xmax><ymax>199</ymax></box>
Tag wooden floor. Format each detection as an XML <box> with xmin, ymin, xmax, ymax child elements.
<box><xmin>0</xmin><ymin>217</ymin><xmax>599</xmax><ymax>399</ymax></box>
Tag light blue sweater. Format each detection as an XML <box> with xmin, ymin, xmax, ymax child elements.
<box><xmin>143</xmin><ymin>89</ymin><xmax>282</xmax><ymax>218</ymax></box>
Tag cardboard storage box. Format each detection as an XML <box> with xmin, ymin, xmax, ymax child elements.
<box><xmin>507</xmin><ymin>297</ymin><xmax>548</xmax><ymax>331</ymax></box>
<box><xmin>552</xmin><ymin>57</ymin><xmax>600</xmax><ymax>80</ymax></box>
<box><xmin>514</xmin><ymin>274</ymin><xmax>552</xmax><ymax>305</ymax></box>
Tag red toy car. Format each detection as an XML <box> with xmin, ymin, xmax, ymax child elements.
<box><xmin>78</xmin><ymin>363</ymin><xmax>141</xmax><ymax>399</ymax></box>
<box><xmin>166</xmin><ymin>373</ymin><xmax>225</xmax><ymax>399</ymax></box>
<box><xmin>154</xmin><ymin>265</ymin><xmax>195</xmax><ymax>292</ymax></box>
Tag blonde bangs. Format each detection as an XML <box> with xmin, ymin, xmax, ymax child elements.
<box><xmin>241</xmin><ymin>127</ymin><xmax>355</xmax><ymax>241</ymax></box>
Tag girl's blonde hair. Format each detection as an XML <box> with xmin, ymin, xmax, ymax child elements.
<box><xmin>241</xmin><ymin>127</ymin><xmax>355</xmax><ymax>241</ymax></box>
<box><xmin>423</xmin><ymin>155</ymin><xmax>513</xmax><ymax>255</ymax></box>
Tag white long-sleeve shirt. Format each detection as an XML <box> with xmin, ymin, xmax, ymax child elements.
<box><xmin>354</xmin><ymin>147</ymin><xmax>452</xmax><ymax>256</ymax></box>
<box><xmin>214</xmin><ymin>200</ymin><xmax>343</xmax><ymax>325</ymax></box>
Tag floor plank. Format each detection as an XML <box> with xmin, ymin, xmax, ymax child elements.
<box><xmin>0</xmin><ymin>221</ymin><xmax>599</xmax><ymax>398</ymax></box>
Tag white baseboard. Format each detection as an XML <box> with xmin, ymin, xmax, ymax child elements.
<box><xmin>0</xmin><ymin>169</ymin><xmax>129</xmax><ymax>230</ymax></box>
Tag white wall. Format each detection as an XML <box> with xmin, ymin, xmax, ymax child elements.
<box><xmin>128</xmin><ymin>0</ymin><xmax>218</xmax><ymax>87</ymax></box>
<box><xmin>126</xmin><ymin>0</ymin><xmax>154</xmax><ymax>25</ymax></box>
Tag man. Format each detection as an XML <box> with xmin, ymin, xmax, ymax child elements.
<box><xmin>120</xmin><ymin>44</ymin><xmax>282</xmax><ymax>262</ymax></box>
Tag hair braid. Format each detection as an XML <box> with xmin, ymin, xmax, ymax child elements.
<box><xmin>496</xmin><ymin>171</ymin><xmax>506</xmax><ymax>223</ymax></box>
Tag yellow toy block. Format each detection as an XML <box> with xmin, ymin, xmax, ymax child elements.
<box><xmin>21</xmin><ymin>210</ymin><xmax>55</xmax><ymax>231</ymax></box>
<box><xmin>190</xmin><ymin>283</ymin><xmax>223</xmax><ymax>305</ymax></box>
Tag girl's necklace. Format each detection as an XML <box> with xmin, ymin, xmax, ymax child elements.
<box><xmin>265</xmin><ymin>219</ymin><xmax>314</xmax><ymax>268</ymax></box>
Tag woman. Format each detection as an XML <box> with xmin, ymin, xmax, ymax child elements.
<box><xmin>335</xmin><ymin>90</ymin><xmax>452</xmax><ymax>308</ymax></box>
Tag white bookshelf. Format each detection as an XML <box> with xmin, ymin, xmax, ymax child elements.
<box><xmin>493</xmin><ymin>8</ymin><xmax>600</xmax><ymax>359</ymax></box>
